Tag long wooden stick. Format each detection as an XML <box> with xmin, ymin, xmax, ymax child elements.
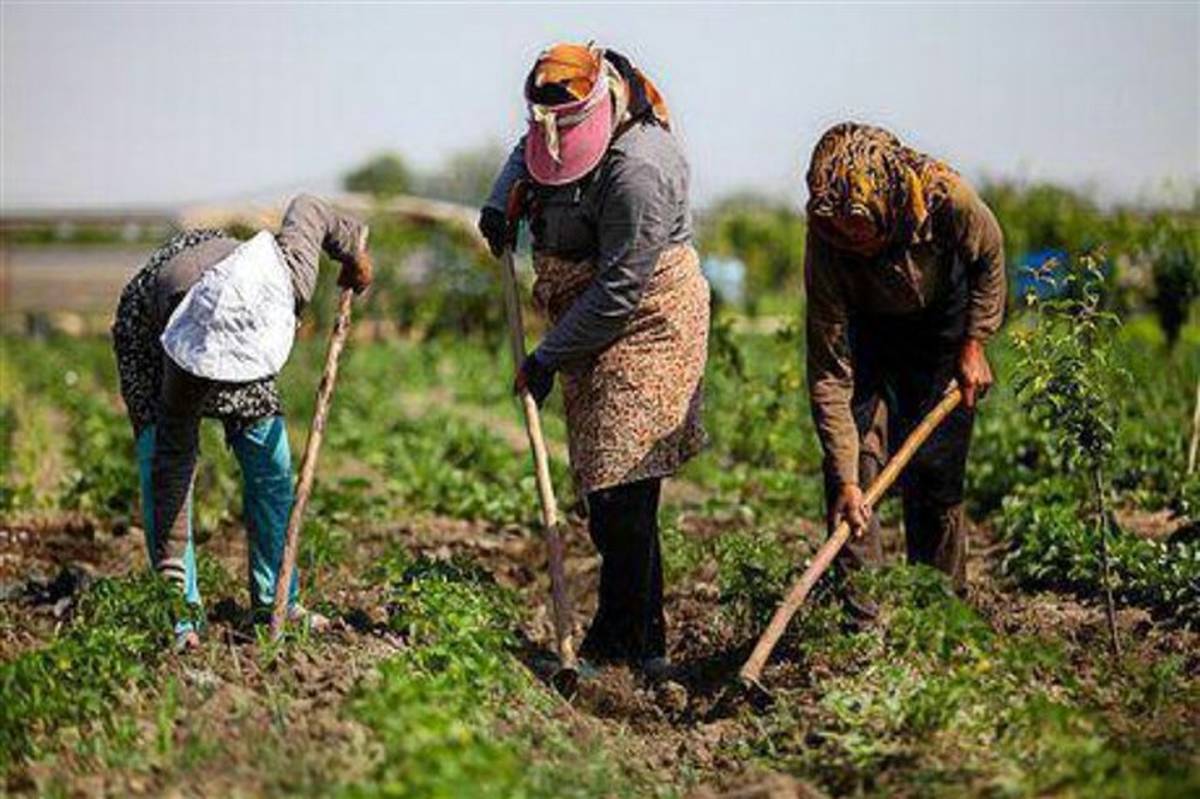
<box><xmin>269</xmin><ymin>288</ymin><xmax>354</xmax><ymax>640</ymax></box>
<box><xmin>739</xmin><ymin>387</ymin><xmax>963</xmax><ymax>688</ymax></box>
<box><xmin>499</xmin><ymin>242</ymin><xmax>578</xmax><ymax>679</ymax></box>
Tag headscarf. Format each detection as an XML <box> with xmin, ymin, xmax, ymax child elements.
<box><xmin>523</xmin><ymin>42</ymin><xmax>671</xmax><ymax>185</ymax></box>
<box><xmin>805</xmin><ymin>122</ymin><xmax>958</xmax><ymax>257</ymax></box>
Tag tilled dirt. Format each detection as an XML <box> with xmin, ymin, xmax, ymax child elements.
<box><xmin>3</xmin><ymin>509</ymin><xmax>1197</xmax><ymax>798</ymax></box>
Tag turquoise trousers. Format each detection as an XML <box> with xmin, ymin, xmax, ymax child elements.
<box><xmin>137</xmin><ymin>415</ymin><xmax>300</xmax><ymax>621</ymax></box>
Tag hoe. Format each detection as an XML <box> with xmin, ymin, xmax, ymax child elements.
<box><xmin>738</xmin><ymin>386</ymin><xmax>963</xmax><ymax>700</ymax></box>
<box><xmin>499</xmin><ymin>181</ymin><xmax>580</xmax><ymax>697</ymax></box>
<box><xmin>269</xmin><ymin>287</ymin><xmax>356</xmax><ymax>641</ymax></box>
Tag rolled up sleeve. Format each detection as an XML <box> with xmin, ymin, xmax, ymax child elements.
<box><xmin>805</xmin><ymin>229</ymin><xmax>860</xmax><ymax>487</ymax></box>
<box><xmin>535</xmin><ymin>157</ymin><xmax>666</xmax><ymax>367</ymax></box>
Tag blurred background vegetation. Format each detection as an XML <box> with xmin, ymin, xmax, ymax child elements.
<box><xmin>1</xmin><ymin>143</ymin><xmax>1196</xmax><ymax>351</ymax></box>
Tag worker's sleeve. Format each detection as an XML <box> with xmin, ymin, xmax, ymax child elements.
<box><xmin>484</xmin><ymin>138</ymin><xmax>529</xmax><ymax>212</ymax></box>
<box><xmin>951</xmin><ymin>179</ymin><xmax>1007</xmax><ymax>341</ymax></box>
<box><xmin>274</xmin><ymin>194</ymin><xmax>367</xmax><ymax>313</ymax></box>
<box><xmin>534</xmin><ymin>156</ymin><xmax>666</xmax><ymax>368</ymax></box>
<box><xmin>805</xmin><ymin>229</ymin><xmax>860</xmax><ymax>487</ymax></box>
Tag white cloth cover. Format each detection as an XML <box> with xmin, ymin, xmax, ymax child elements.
<box><xmin>160</xmin><ymin>231</ymin><xmax>296</xmax><ymax>383</ymax></box>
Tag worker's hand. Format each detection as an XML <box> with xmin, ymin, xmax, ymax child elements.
<box><xmin>478</xmin><ymin>206</ymin><xmax>511</xmax><ymax>258</ymax></box>
<box><xmin>830</xmin><ymin>483</ymin><xmax>872</xmax><ymax>538</ymax></box>
<box><xmin>515</xmin><ymin>352</ymin><xmax>555</xmax><ymax>407</ymax></box>
<box><xmin>338</xmin><ymin>227</ymin><xmax>374</xmax><ymax>294</ymax></box>
<box><xmin>957</xmin><ymin>337</ymin><xmax>993</xmax><ymax>410</ymax></box>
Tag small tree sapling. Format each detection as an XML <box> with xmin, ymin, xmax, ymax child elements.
<box><xmin>1012</xmin><ymin>252</ymin><xmax>1129</xmax><ymax>656</ymax></box>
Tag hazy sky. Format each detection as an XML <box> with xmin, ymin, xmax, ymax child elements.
<box><xmin>2</xmin><ymin>2</ymin><xmax>1197</xmax><ymax>210</ymax></box>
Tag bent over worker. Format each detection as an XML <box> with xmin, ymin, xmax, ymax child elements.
<box><xmin>112</xmin><ymin>195</ymin><xmax>372</xmax><ymax>648</ymax></box>
<box><xmin>479</xmin><ymin>43</ymin><xmax>710</xmax><ymax>676</ymax></box>
<box><xmin>803</xmin><ymin>123</ymin><xmax>1006</xmax><ymax>606</ymax></box>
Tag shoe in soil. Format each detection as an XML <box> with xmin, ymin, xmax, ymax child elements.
<box><xmin>287</xmin><ymin>604</ymin><xmax>331</xmax><ymax>634</ymax></box>
<box><xmin>639</xmin><ymin>656</ymin><xmax>674</xmax><ymax>682</ymax></box>
<box><xmin>840</xmin><ymin>590</ymin><xmax>879</xmax><ymax>624</ymax></box>
<box><xmin>174</xmin><ymin>628</ymin><xmax>201</xmax><ymax>653</ymax></box>
<box><xmin>531</xmin><ymin>654</ymin><xmax>601</xmax><ymax>682</ymax></box>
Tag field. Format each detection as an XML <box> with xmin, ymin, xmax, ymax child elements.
<box><xmin>1</xmin><ymin>203</ymin><xmax>1199</xmax><ymax>797</ymax></box>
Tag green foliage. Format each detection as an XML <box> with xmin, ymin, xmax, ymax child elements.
<box><xmin>752</xmin><ymin>565</ymin><xmax>1199</xmax><ymax>798</ymax></box>
<box><xmin>343</xmin><ymin>551</ymin><xmax>652</xmax><ymax>798</ymax></box>
<box><xmin>715</xmin><ymin>530</ymin><xmax>798</xmax><ymax>633</ymax></box>
<box><xmin>1013</xmin><ymin>253</ymin><xmax>1128</xmax><ymax>470</ymax></box>
<box><xmin>1147</xmin><ymin>217</ymin><xmax>1200</xmax><ymax>348</ymax></box>
<box><xmin>1013</xmin><ymin>252</ymin><xmax>1131</xmax><ymax>647</ymax></box>
<box><xmin>300</xmin><ymin>211</ymin><xmax>506</xmax><ymax>339</ymax></box>
<box><xmin>414</xmin><ymin>143</ymin><xmax>509</xmax><ymax>206</ymax></box>
<box><xmin>1000</xmin><ymin>479</ymin><xmax>1200</xmax><ymax>624</ymax></box>
<box><xmin>699</xmin><ymin>195</ymin><xmax>806</xmax><ymax>312</ymax></box>
<box><xmin>1</xmin><ymin>222</ymin><xmax>173</xmax><ymax>246</ymax></box>
<box><xmin>344</xmin><ymin>152</ymin><xmax>414</xmax><ymax>198</ymax></box>
<box><xmin>356</xmin><ymin>411</ymin><xmax>557</xmax><ymax>524</ymax></box>
<box><xmin>683</xmin><ymin>318</ymin><xmax>825</xmax><ymax>522</ymax></box>
<box><xmin>0</xmin><ymin>574</ymin><xmax>186</xmax><ymax>767</ymax></box>
<box><xmin>1</xmin><ymin>335</ymin><xmax>240</xmax><ymax>526</ymax></box>
<box><xmin>980</xmin><ymin>181</ymin><xmax>1106</xmax><ymax>258</ymax></box>
<box><xmin>2</xmin><ymin>337</ymin><xmax>138</xmax><ymax>516</ymax></box>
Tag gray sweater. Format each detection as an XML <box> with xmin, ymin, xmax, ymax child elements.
<box><xmin>487</xmin><ymin>121</ymin><xmax>694</xmax><ymax>368</ymax></box>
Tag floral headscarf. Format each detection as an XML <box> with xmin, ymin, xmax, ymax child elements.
<box><xmin>522</xmin><ymin>42</ymin><xmax>672</xmax><ymax>185</ymax></box>
<box><xmin>525</xmin><ymin>42</ymin><xmax>671</xmax><ymax>132</ymax></box>
<box><xmin>805</xmin><ymin>122</ymin><xmax>957</xmax><ymax>257</ymax></box>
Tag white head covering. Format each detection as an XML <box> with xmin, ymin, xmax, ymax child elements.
<box><xmin>160</xmin><ymin>231</ymin><xmax>296</xmax><ymax>383</ymax></box>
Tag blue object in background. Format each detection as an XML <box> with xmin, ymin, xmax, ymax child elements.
<box><xmin>1014</xmin><ymin>249</ymin><xmax>1070</xmax><ymax>300</ymax></box>
<box><xmin>702</xmin><ymin>255</ymin><xmax>746</xmax><ymax>307</ymax></box>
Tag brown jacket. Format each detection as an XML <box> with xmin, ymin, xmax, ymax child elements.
<box><xmin>805</xmin><ymin>175</ymin><xmax>1005</xmax><ymax>486</ymax></box>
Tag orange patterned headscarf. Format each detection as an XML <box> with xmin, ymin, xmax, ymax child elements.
<box><xmin>805</xmin><ymin>122</ymin><xmax>957</xmax><ymax>257</ymax></box>
<box><xmin>526</xmin><ymin>42</ymin><xmax>671</xmax><ymax>128</ymax></box>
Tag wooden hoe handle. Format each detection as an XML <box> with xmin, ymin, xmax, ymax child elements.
<box><xmin>738</xmin><ymin>387</ymin><xmax>963</xmax><ymax>687</ymax></box>
<box><xmin>269</xmin><ymin>288</ymin><xmax>355</xmax><ymax>641</ymax></box>
<box><xmin>498</xmin><ymin>189</ymin><xmax>577</xmax><ymax>673</ymax></box>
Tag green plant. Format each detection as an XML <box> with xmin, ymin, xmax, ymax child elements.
<box><xmin>341</xmin><ymin>551</ymin><xmax>653</xmax><ymax>798</ymax></box>
<box><xmin>1012</xmin><ymin>252</ymin><xmax>1130</xmax><ymax>652</ymax></box>
<box><xmin>0</xmin><ymin>574</ymin><xmax>188</xmax><ymax>767</ymax></box>
<box><xmin>343</xmin><ymin>152</ymin><xmax>413</xmax><ymax>198</ymax></box>
<box><xmin>716</xmin><ymin>530</ymin><xmax>797</xmax><ymax>633</ymax></box>
<box><xmin>1147</xmin><ymin>217</ymin><xmax>1200</xmax><ymax>349</ymax></box>
<box><xmin>999</xmin><ymin>479</ymin><xmax>1199</xmax><ymax>624</ymax></box>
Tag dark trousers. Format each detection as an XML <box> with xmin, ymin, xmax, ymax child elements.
<box><xmin>151</xmin><ymin>359</ymin><xmax>212</xmax><ymax>583</ymax></box>
<box><xmin>580</xmin><ymin>477</ymin><xmax>665</xmax><ymax>662</ymax></box>
<box><xmin>834</xmin><ymin>300</ymin><xmax>975</xmax><ymax>592</ymax></box>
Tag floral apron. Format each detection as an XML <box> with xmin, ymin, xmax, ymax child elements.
<box><xmin>532</xmin><ymin>243</ymin><xmax>710</xmax><ymax>494</ymax></box>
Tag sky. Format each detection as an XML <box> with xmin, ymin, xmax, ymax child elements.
<box><xmin>2</xmin><ymin>2</ymin><xmax>1197</xmax><ymax>211</ymax></box>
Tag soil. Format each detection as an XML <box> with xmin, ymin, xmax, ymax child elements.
<box><xmin>2</xmin><ymin>507</ymin><xmax>1196</xmax><ymax>797</ymax></box>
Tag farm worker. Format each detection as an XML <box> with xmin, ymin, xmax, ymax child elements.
<box><xmin>804</xmin><ymin>122</ymin><xmax>1006</xmax><ymax>607</ymax></box>
<box><xmin>112</xmin><ymin>195</ymin><xmax>373</xmax><ymax>649</ymax></box>
<box><xmin>479</xmin><ymin>43</ymin><xmax>709</xmax><ymax>677</ymax></box>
